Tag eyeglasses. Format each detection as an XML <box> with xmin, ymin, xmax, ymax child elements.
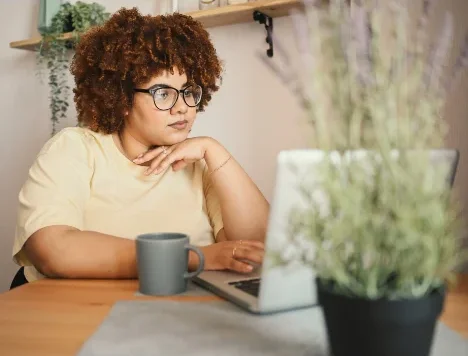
<box><xmin>133</xmin><ymin>84</ymin><xmax>203</xmax><ymax>111</ymax></box>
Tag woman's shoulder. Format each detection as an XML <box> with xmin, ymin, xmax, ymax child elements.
<box><xmin>39</xmin><ymin>126</ymin><xmax>104</xmax><ymax>157</ymax></box>
<box><xmin>34</xmin><ymin>127</ymin><xmax>110</xmax><ymax>171</ymax></box>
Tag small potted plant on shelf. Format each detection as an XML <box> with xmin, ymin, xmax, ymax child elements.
<box><xmin>261</xmin><ymin>1</ymin><xmax>468</xmax><ymax>356</ymax></box>
<box><xmin>37</xmin><ymin>1</ymin><xmax>110</xmax><ymax>135</ymax></box>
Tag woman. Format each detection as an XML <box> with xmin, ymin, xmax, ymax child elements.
<box><xmin>11</xmin><ymin>8</ymin><xmax>269</xmax><ymax>284</ymax></box>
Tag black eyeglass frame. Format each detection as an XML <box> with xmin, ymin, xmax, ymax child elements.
<box><xmin>133</xmin><ymin>84</ymin><xmax>203</xmax><ymax>111</ymax></box>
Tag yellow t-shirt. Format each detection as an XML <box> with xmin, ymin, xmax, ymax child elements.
<box><xmin>12</xmin><ymin>127</ymin><xmax>223</xmax><ymax>282</ymax></box>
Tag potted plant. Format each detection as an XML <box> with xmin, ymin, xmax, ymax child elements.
<box><xmin>261</xmin><ymin>1</ymin><xmax>468</xmax><ymax>356</ymax></box>
<box><xmin>37</xmin><ymin>1</ymin><xmax>110</xmax><ymax>135</ymax></box>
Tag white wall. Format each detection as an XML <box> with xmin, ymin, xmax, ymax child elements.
<box><xmin>1</xmin><ymin>0</ymin><xmax>52</xmax><ymax>291</ymax></box>
<box><xmin>0</xmin><ymin>0</ymin><xmax>467</xmax><ymax>292</ymax></box>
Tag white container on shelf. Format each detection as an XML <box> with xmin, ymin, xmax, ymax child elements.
<box><xmin>199</xmin><ymin>0</ymin><xmax>220</xmax><ymax>10</ymax></box>
<box><xmin>227</xmin><ymin>0</ymin><xmax>248</xmax><ymax>4</ymax></box>
<box><xmin>179</xmin><ymin>0</ymin><xmax>199</xmax><ymax>12</ymax></box>
<box><xmin>157</xmin><ymin>0</ymin><xmax>179</xmax><ymax>14</ymax></box>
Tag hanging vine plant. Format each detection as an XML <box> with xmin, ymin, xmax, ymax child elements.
<box><xmin>37</xmin><ymin>1</ymin><xmax>110</xmax><ymax>135</ymax></box>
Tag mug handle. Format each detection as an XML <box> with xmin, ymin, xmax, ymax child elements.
<box><xmin>184</xmin><ymin>244</ymin><xmax>205</xmax><ymax>279</ymax></box>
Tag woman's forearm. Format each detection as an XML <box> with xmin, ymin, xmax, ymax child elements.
<box><xmin>24</xmin><ymin>226</ymin><xmax>138</xmax><ymax>279</ymax></box>
<box><xmin>203</xmin><ymin>138</ymin><xmax>270</xmax><ymax>242</ymax></box>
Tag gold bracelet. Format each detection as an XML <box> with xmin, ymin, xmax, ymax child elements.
<box><xmin>209</xmin><ymin>155</ymin><xmax>232</xmax><ymax>176</ymax></box>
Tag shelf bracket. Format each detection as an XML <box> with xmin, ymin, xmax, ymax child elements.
<box><xmin>253</xmin><ymin>10</ymin><xmax>273</xmax><ymax>58</ymax></box>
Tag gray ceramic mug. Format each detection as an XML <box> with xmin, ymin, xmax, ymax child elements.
<box><xmin>136</xmin><ymin>232</ymin><xmax>205</xmax><ymax>296</ymax></box>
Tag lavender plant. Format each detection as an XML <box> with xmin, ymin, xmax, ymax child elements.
<box><xmin>263</xmin><ymin>0</ymin><xmax>468</xmax><ymax>299</ymax></box>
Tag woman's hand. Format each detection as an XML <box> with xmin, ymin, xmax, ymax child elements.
<box><xmin>133</xmin><ymin>137</ymin><xmax>212</xmax><ymax>175</ymax></box>
<box><xmin>197</xmin><ymin>240</ymin><xmax>265</xmax><ymax>273</ymax></box>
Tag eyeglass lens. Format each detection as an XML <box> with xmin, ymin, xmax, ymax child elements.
<box><xmin>153</xmin><ymin>85</ymin><xmax>202</xmax><ymax>110</ymax></box>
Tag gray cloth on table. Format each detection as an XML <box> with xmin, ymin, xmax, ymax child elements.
<box><xmin>78</xmin><ymin>294</ymin><xmax>467</xmax><ymax>356</ymax></box>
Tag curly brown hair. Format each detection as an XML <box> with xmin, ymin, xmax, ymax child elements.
<box><xmin>70</xmin><ymin>8</ymin><xmax>223</xmax><ymax>134</ymax></box>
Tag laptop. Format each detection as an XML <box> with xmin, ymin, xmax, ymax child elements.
<box><xmin>193</xmin><ymin>149</ymin><xmax>460</xmax><ymax>314</ymax></box>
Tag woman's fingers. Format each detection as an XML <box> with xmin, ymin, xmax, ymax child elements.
<box><xmin>145</xmin><ymin>147</ymin><xmax>175</xmax><ymax>175</ymax></box>
<box><xmin>237</xmin><ymin>240</ymin><xmax>264</xmax><ymax>250</ymax></box>
<box><xmin>222</xmin><ymin>243</ymin><xmax>265</xmax><ymax>273</ymax></box>
<box><xmin>153</xmin><ymin>150</ymin><xmax>182</xmax><ymax>174</ymax></box>
<box><xmin>233</xmin><ymin>246</ymin><xmax>264</xmax><ymax>264</ymax></box>
<box><xmin>133</xmin><ymin>146</ymin><xmax>166</xmax><ymax>164</ymax></box>
<box><xmin>228</xmin><ymin>258</ymin><xmax>254</xmax><ymax>273</ymax></box>
<box><xmin>172</xmin><ymin>160</ymin><xmax>188</xmax><ymax>172</ymax></box>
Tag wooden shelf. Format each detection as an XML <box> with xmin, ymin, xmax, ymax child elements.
<box><xmin>186</xmin><ymin>0</ymin><xmax>300</xmax><ymax>28</ymax></box>
<box><xmin>9</xmin><ymin>0</ymin><xmax>301</xmax><ymax>51</ymax></box>
<box><xmin>10</xmin><ymin>32</ymin><xmax>74</xmax><ymax>52</ymax></box>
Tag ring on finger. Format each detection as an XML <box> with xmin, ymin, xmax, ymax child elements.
<box><xmin>232</xmin><ymin>246</ymin><xmax>237</xmax><ymax>258</ymax></box>
<box><xmin>161</xmin><ymin>146</ymin><xmax>167</xmax><ymax>155</ymax></box>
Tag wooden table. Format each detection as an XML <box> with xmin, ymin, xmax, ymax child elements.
<box><xmin>0</xmin><ymin>275</ymin><xmax>467</xmax><ymax>356</ymax></box>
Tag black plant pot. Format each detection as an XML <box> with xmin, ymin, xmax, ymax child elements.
<box><xmin>63</xmin><ymin>13</ymin><xmax>74</xmax><ymax>33</ymax></box>
<box><xmin>63</xmin><ymin>14</ymin><xmax>75</xmax><ymax>50</ymax></box>
<box><xmin>317</xmin><ymin>279</ymin><xmax>445</xmax><ymax>356</ymax></box>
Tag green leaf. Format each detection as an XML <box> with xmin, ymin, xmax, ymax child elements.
<box><xmin>36</xmin><ymin>1</ymin><xmax>109</xmax><ymax>134</ymax></box>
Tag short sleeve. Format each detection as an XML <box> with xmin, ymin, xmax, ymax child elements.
<box><xmin>12</xmin><ymin>128</ymin><xmax>94</xmax><ymax>266</ymax></box>
<box><xmin>202</xmin><ymin>161</ymin><xmax>224</xmax><ymax>239</ymax></box>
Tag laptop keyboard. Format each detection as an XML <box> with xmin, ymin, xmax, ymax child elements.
<box><xmin>228</xmin><ymin>278</ymin><xmax>261</xmax><ymax>297</ymax></box>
